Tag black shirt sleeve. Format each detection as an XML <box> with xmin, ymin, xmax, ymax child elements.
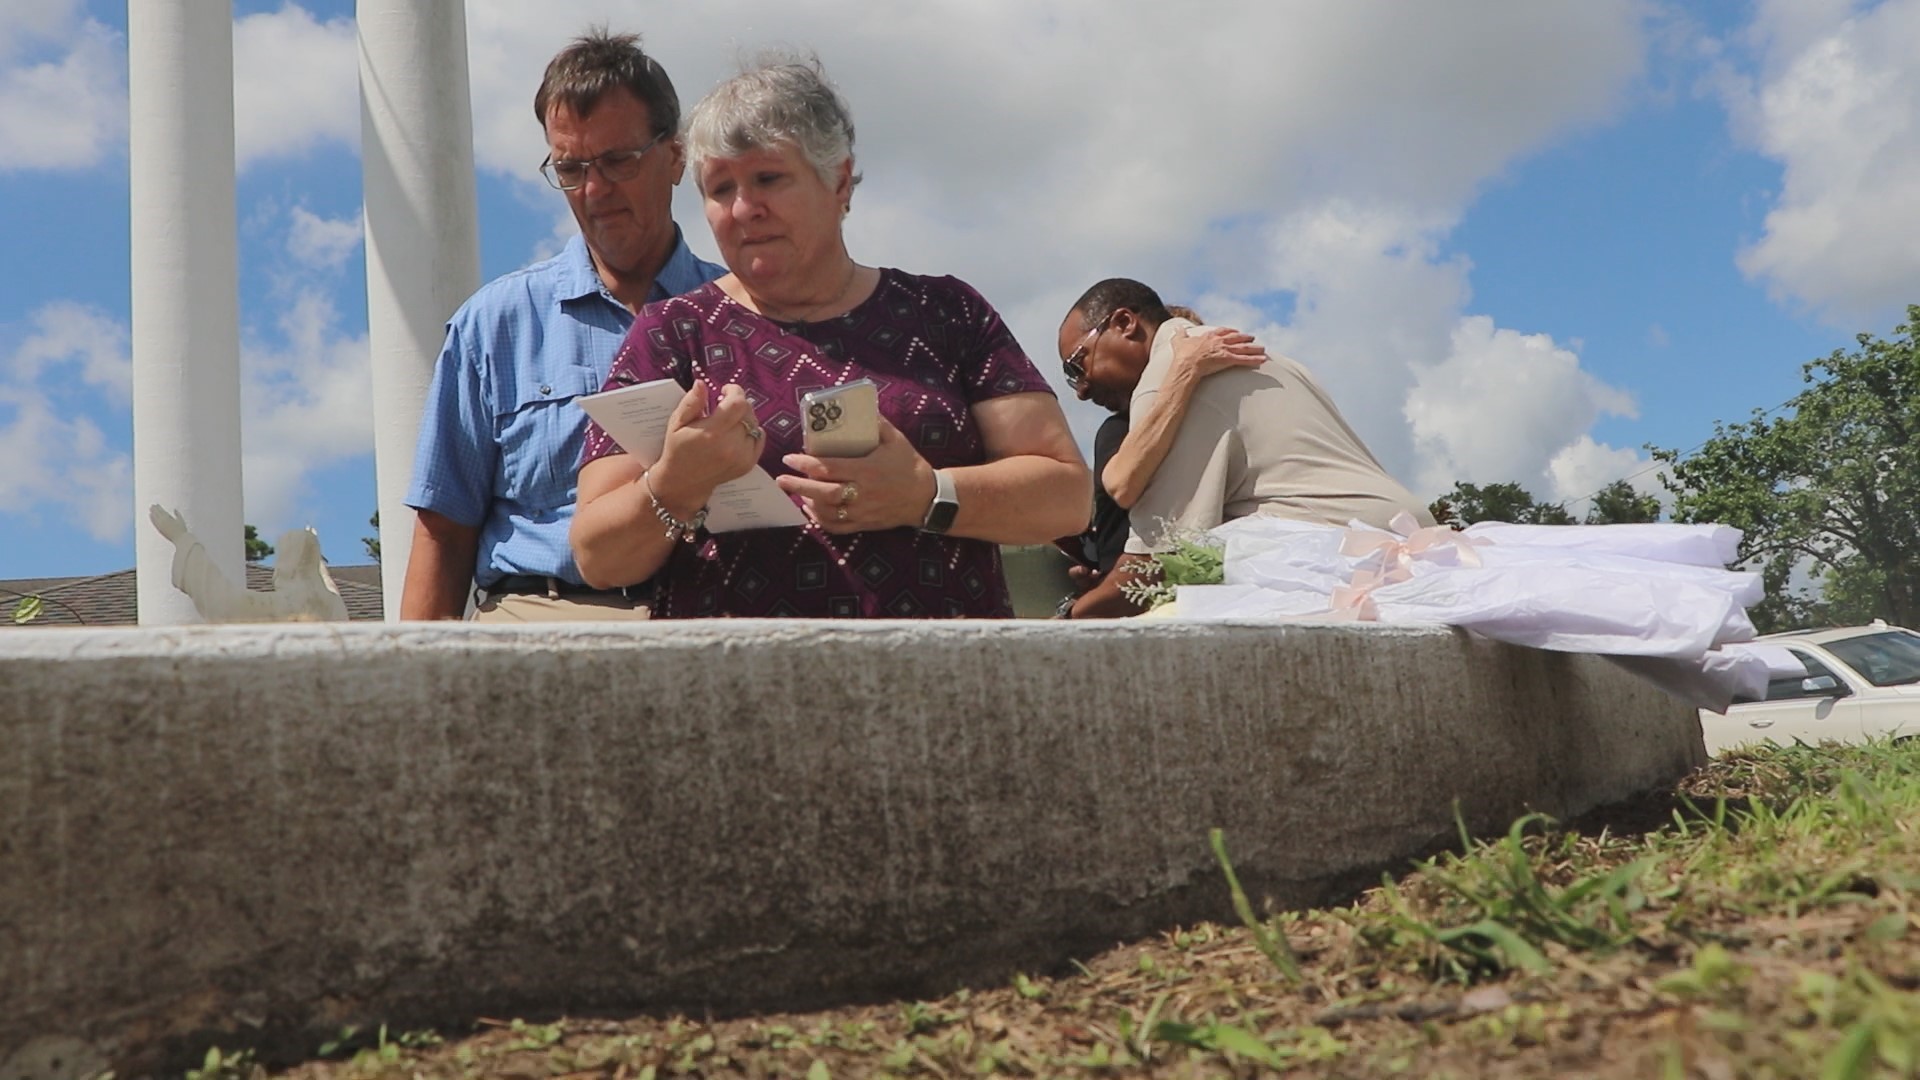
<box><xmin>1088</xmin><ymin>413</ymin><xmax>1132</xmax><ymax>574</ymax></box>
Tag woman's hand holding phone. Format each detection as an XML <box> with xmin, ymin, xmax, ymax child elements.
<box><xmin>799</xmin><ymin>379</ymin><xmax>879</xmax><ymax>458</ymax></box>
<box><xmin>778</xmin><ymin>417</ymin><xmax>937</xmax><ymax>535</ymax></box>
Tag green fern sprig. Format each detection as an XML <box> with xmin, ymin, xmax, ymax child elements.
<box><xmin>1121</xmin><ymin>532</ymin><xmax>1226</xmax><ymax>611</ymax></box>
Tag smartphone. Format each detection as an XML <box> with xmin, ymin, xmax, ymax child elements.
<box><xmin>1054</xmin><ymin>535</ymin><xmax>1098</xmax><ymax>570</ymax></box>
<box><xmin>799</xmin><ymin>379</ymin><xmax>880</xmax><ymax>457</ymax></box>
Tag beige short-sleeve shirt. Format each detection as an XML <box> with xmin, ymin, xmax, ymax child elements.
<box><xmin>1124</xmin><ymin>319</ymin><xmax>1432</xmax><ymax>554</ymax></box>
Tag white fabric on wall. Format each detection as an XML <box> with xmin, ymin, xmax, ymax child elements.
<box><xmin>1168</xmin><ymin>515</ymin><xmax>1769</xmax><ymax>711</ymax></box>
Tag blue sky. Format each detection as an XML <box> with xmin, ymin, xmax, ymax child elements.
<box><xmin>1451</xmin><ymin>73</ymin><xmax>1829</xmax><ymax>455</ymax></box>
<box><xmin>4</xmin><ymin>0</ymin><xmax>1917</xmax><ymax>579</ymax></box>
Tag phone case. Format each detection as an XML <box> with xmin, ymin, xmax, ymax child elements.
<box><xmin>800</xmin><ymin>379</ymin><xmax>880</xmax><ymax>457</ymax></box>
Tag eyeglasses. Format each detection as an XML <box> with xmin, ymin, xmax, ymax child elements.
<box><xmin>539</xmin><ymin>131</ymin><xmax>668</xmax><ymax>191</ymax></box>
<box><xmin>1062</xmin><ymin>310</ymin><xmax>1114</xmax><ymax>389</ymax></box>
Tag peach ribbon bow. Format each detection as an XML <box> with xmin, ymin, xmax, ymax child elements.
<box><xmin>1339</xmin><ymin>510</ymin><xmax>1487</xmax><ymax>584</ymax></box>
<box><xmin>1327</xmin><ymin>568</ymin><xmax>1392</xmax><ymax>621</ymax></box>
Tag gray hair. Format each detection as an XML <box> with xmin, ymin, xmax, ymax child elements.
<box><xmin>685</xmin><ymin>53</ymin><xmax>863</xmax><ymax>198</ymax></box>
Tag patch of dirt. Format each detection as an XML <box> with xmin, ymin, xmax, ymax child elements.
<box><xmin>254</xmin><ymin>747</ymin><xmax>1920</xmax><ymax>1078</ymax></box>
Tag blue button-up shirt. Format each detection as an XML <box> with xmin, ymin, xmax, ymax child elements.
<box><xmin>406</xmin><ymin>229</ymin><xmax>725</xmax><ymax>588</ymax></box>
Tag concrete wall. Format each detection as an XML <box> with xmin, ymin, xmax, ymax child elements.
<box><xmin>0</xmin><ymin>621</ymin><xmax>1703</xmax><ymax>1074</ymax></box>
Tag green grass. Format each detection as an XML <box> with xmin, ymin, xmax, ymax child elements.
<box><xmin>235</xmin><ymin>739</ymin><xmax>1920</xmax><ymax>1078</ymax></box>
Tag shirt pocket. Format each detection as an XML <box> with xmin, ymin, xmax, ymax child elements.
<box><xmin>493</xmin><ymin>364</ymin><xmax>601</xmax><ymax>513</ymax></box>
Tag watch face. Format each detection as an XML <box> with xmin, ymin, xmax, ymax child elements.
<box><xmin>921</xmin><ymin>469</ymin><xmax>959</xmax><ymax>534</ymax></box>
<box><xmin>924</xmin><ymin>497</ymin><xmax>959</xmax><ymax>534</ymax></box>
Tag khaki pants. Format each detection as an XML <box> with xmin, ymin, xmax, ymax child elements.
<box><xmin>473</xmin><ymin>593</ymin><xmax>651</xmax><ymax>622</ymax></box>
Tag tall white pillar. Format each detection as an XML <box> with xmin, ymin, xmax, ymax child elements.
<box><xmin>128</xmin><ymin>2</ymin><xmax>245</xmax><ymax>625</ymax></box>
<box><xmin>358</xmin><ymin>0</ymin><xmax>481</xmax><ymax>620</ymax></box>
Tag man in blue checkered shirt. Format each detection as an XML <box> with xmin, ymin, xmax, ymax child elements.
<box><xmin>402</xmin><ymin>29</ymin><xmax>724</xmax><ymax>620</ymax></box>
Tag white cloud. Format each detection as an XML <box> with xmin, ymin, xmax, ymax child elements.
<box><xmin>0</xmin><ymin>195</ymin><xmax>375</xmax><ymax>544</ymax></box>
<box><xmin>7</xmin><ymin>301</ymin><xmax>131</xmax><ymax>401</ymax></box>
<box><xmin>1404</xmin><ymin>316</ymin><xmax>1639</xmax><ymax>497</ymax></box>
<box><xmin>232</xmin><ymin>5</ymin><xmax>359</xmax><ymax>170</ymax></box>
<box><xmin>0</xmin><ymin>4</ymin><xmax>125</xmax><ymax>171</ymax></box>
<box><xmin>453</xmin><ymin>1</ymin><xmax>1651</xmax><ymax>496</ymax></box>
<box><xmin>0</xmin><ymin>0</ymin><xmax>85</xmax><ymax>59</ymax></box>
<box><xmin>1546</xmin><ymin>437</ymin><xmax>1659</xmax><ymax>505</ymax></box>
<box><xmin>2</xmin><ymin>2</ymin><xmax>361</xmax><ymax>175</ymax></box>
<box><xmin>1718</xmin><ymin>0</ymin><xmax>1920</xmax><ymax>324</ymax></box>
<box><xmin>1228</xmin><ymin>203</ymin><xmax>1473</xmax><ymax>479</ymax></box>
<box><xmin>0</xmin><ymin>392</ymin><xmax>130</xmax><ymax>541</ymax></box>
<box><xmin>1177</xmin><ymin>203</ymin><xmax>1652</xmax><ymax>502</ymax></box>
<box><xmin>6</xmin><ymin>3</ymin><xmax>1669</xmax><ymax>546</ymax></box>
<box><xmin>0</xmin><ymin>301</ymin><xmax>134</xmax><ymax>540</ymax></box>
<box><xmin>238</xmin><ymin>290</ymin><xmax>373</xmax><ymax>528</ymax></box>
<box><xmin>479</xmin><ymin>0</ymin><xmax>1643</xmax><ymax>262</ymax></box>
<box><xmin>287</xmin><ymin>206</ymin><xmax>365</xmax><ymax>270</ymax></box>
<box><xmin>226</xmin><ymin>202</ymin><xmax>377</xmax><ymax>529</ymax></box>
<box><xmin>530</xmin><ymin>206</ymin><xmax>579</xmax><ymax>266</ymax></box>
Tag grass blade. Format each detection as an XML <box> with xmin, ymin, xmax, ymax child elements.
<box><xmin>1210</xmin><ymin>827</ymin><xmax>1302</xmax><ymax>983</ymax></box>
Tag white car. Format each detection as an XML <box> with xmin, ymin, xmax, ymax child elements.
<box><xmin>1700</xmin><ymin>622</ymin><xmax>1920</xmax><ymax>753</ymax></box>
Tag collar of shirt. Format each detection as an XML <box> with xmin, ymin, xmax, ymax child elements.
<box><xmin>553</xmin><ymin>226</ymin><xmax>718</xmax><ymax>311</ymax></box>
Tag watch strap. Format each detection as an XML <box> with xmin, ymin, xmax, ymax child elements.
<box><xmin>920</xmin><ymin>468</ymin><xmax>959</xmax><ymax>534</ymax></box>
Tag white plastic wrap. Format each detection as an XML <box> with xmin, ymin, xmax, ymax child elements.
<box><xmin>1166</xmin><ymin>514</ymin><xmax>1767</xmax><ymax>710</ymax></box>
<box><xmin>1460</xmin><ymin>521</ymin><xmax>1743</xmax><ymax>568</ymax></box>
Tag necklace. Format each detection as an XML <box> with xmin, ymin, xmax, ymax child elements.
<box><xmin>756</xmin><ymin>260</ymin><xmax>859</xmax><ymax>324</ymax></box>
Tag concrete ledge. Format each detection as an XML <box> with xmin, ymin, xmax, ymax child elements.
<box><xmin>0</xmin><ymin>621</ymin><xmax>1703</xmax><ymax>1073</ymax></box>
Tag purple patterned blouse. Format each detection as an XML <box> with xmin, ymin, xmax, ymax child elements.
<box><xmin>581</xmin><ymin>269</ymin><xmax>1056</xmax><ymax>618</ymax></box>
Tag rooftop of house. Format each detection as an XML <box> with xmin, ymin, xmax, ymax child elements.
<box><xmin>2</xmin><ymin>563</ymin><xmax>385</xmax><ymax>626</ymax></box>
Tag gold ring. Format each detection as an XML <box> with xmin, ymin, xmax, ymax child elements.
<box><xmin>744</xmin><ymin>422</ymin><xmax>763</xmax><ymax>441</ymax></box>
<box><xmin>839</xmin><ymin>481</ymin><xmax>859</xmax><ymax>505</ymax></box>
<box><xmin>835</xmin><ymin>505</ymin><xmax>849</xmax><ymax>522</ymax></box>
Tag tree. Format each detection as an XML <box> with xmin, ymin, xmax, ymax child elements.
<box><xmin>362</xmin><ymin>511</ymin><xmax>381</xmax><ymax>561</ymax></box>
<box><xmin>1441</xmin><ymin>481</ymin><xmax>1575</xmax><ymax>526</ymax></box>
<box><xmin>1653</xmin><ymin>304</ymin><xmax>1920</xmax><ymax>632</ymax></box>
<box><xmin>244</xmin><ymin>524</ymin><xmax>274</xmax><ymax>563</ymax></box>
<box><xmin>1584</xmin><ymin>480</ymin><xmax>1661</xmax><ymax>525</ymax></box>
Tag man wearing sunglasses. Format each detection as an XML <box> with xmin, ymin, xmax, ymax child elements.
<box><xmin>403</xmin><ymin>29</ymin><xmax>724</xmax><ymax>621</ymax></box>
<box><xmin>1055</xmin><ymin>278</ymin><xmax>1431</xmax><ymax>618</ymax></box>
<box><xmin>1055</xmin><ymin>305</ymin><xmax>1252</xmax><ymax>617</ymax></box>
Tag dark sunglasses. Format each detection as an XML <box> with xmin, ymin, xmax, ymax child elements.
<box><xmin>1062</xmin><ymin>310</ymin><xmax>1114</xmax><ymax>388</ymax></box>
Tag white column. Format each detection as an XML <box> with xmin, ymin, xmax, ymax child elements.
<box><xmin>357</xmin><ymin>0</ymin><xmax>482</xmax><ymax>620</ymax></box>
<box><xmin>128</xmin><ymin>2</ymin><xmax>245</xmax><ymax>626</ymax></box>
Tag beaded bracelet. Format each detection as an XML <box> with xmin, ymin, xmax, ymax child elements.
<box><xmin>642</xmin><ymin>470</ymin><xmax>707</xmax><ymax>544</ymax></box>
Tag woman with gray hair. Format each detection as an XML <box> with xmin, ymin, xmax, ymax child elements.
<box><xmin>571</xmin><ymin>56</ymin><xmax>1090</xmax><ymax>617</ymax></box>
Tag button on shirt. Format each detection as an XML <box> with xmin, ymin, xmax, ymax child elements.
<box><xmin>406</xmin><ymin>230</ymin><xmax>725</xmax><ymax>588</ymax></box>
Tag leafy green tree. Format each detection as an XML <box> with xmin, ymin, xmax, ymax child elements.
<box><xmin>362</xmin><ymin>511</ymin><xmax>381</xmax><ymax>560</ymax></box>
<box><xmin>1653</xmin><ymin>304</ymin><xmax>1920</xmax><ymax>631</ymax></box>
<box><xmin>244</xmin><ymin>524</ymin><xmax>274</xmax><ymax>563</ymax></box>
<box><xmin>1584</xmin><ymin>480</ymin><xmax>1661</xmax><ymax>525</ymax></box>
<box><xmin>1442</xmin><ymin>481</ymin><xmax>1575</xmax><ymax>526</ymax></box>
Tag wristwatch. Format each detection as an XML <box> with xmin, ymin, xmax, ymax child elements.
<box><xmin>920</xmin><ymin>469</ymin><xmax>959</xmax><ymax>534</ymax></box>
